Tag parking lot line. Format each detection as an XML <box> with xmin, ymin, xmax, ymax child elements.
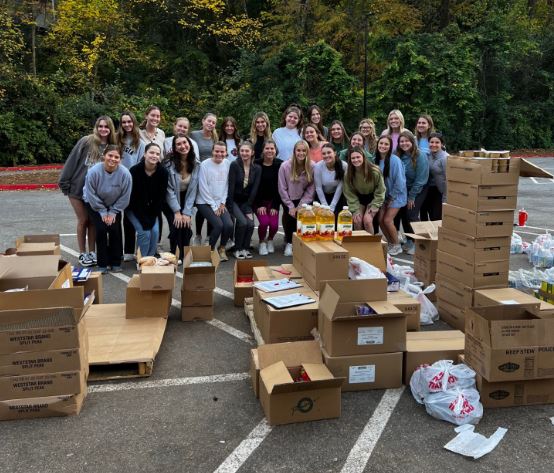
<box><xmin>340</xmin><ymin>387</ymin><xmax>405</xmax><ymax>473</ymax></box>
<box><xmin>212</xmin><ymin>418</ymin><xmax>273</xmax><ymax>473</ymax></box>
<box><xmin>88</xmin><ymin>372</ymin><xmax>250</xmax><ymax>393</ymax></box>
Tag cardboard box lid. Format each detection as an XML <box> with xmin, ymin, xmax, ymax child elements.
<box><xmin>321</xmin><ymin>279</ymin><xmax>385</xmax><ymax>303</ymax></box>
<box><xmin>257</xmin><ymin>340</ymin><xmax>322</xmax><ymax>369</ymax></box>
<box><xmin>18</xmin><ymin>234</ymin><xmax>61</xmax><ymax>245</ymax></box>
<box><xmin>261</xmin><ymin>360</ymin><xmax>342</xmax><ymax>394</ymax></box>
<box><xmin>0</xmin><ymin>255</ymin><xmax>60</xmax><ymax>279</ymax></box>
<box><xmin>405</xmin><ymin>220</ymin><xmax>442</xmax><ymax>241</ymax></box>
<box><xmin>519</xmin><ymin>158</ymin><xmax>553</xmax><ymax>178</ymax></box>
<box><xmin>304</xmin><ymin>240</ymin><xmax>348</xmax><ymax>255</ymax></box>
<box><xmin>16</xmin><ymin>242</ymin><xmax>58</xmax><ymax>255</ymax></box>
<box><xmin>338</xmin><ymin>231</ymin><xmax>386</xmax><ymax>272</ymax></box>
<box><xmin>406</xmin><ymin>330</ymin><xmax>465</xmax><ymax>351</ymax></box>
<box><xmin>183</xmin><ymin>246</ymin><xmax>220</xmax><ymax>273</ymax></box>
<box><xmin>474</xmin><ymin>288</ymin><xmax>540</xmax><ymax>308</ymax></box>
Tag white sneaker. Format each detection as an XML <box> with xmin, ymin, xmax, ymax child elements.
<box><xmin>234</xmin><ymin>250</ymin><xmax>245</xmax><ymax>260</ymax></box>
<box><xmin>388</xmin><ymin>244</ymin><xmax>403</xmax><ymax>256</ymax></box>
<box><xmin>259</xmin><ymin>242</ymin><xmax>268</xmax><ymax>256</ymax></box>
<box><xmin>267</xmin><ymin>240</ymin><xmax>275</xmax><ymax>254</ymax></box>
<box><xmin>284</xmin><ymin>243</ymin><xmax>293</xmax><ymax>257</ymax></box>
<box><xmin>123</xmin><ymin>253</ymin><xmax>135</xmax><ymax>262</ymax></box>
<box><xmin>243</xmin><ymin>250</ymin><xmax>253</xmax><ymax>259</ymax></box>
<box><xmin>202</xmin><ymin>238</ymin><xmax>210</xmax><ymax>247</ymax></box>
<box><xmin>398</xmin><ymin>232</ymin><xmax>407</xmax><ymax>244</ymax></box>
<box><xmin>192</xmin><ymin>235</ymin><xmax>202</xmax><ymax>246</ymax></box>
<box><xmin>402</xmin><ymin>240</ymin><xmax>416</xmax><ymax>255</ymax></box>
<box><xmin>226</xmin><ymin>239</ymin><xmax>235</xmax><ymax>250</ymax></box>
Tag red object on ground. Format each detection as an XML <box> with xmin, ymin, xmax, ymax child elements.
<box><xmin>0</xmin><ymin>165</ymin><xmax>63</xmax><ymax>172</ymax></box>
<box><xmin>518</xmin><ymin>208</ymin><xmax>528</xmax><ymax>227</ymax></box>
<box><xmin>0</xmin><ymin>184</ymin><xmax>59</xmax><ymax>191</ymax></box>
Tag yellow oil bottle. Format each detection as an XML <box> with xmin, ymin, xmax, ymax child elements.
<box><xmin>301</xmin><ymin>205</ymin><xmax>317</xmax><ymax>241</ymax></box>
<box><xmin>336</xmin><ymin>206</ymin><xmax>353</xmax><ymax>241</ymax></box>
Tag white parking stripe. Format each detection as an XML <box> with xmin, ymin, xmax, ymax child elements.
<box><xmin>392</xmin><ymin>256</ymin><xmax>413</xmax><ymax>265</ymax></box>
<box><xmin>213</xmin><ymin>419</ymin><xmax>273</xmax><ymax>473</ymax></box>
<box><xmin>341</xmin><ymin>387</ymin><xmax>405</xmax><ymax>473</ymax></box>
<box><xmin>88</xmin><ymin>372</ymin><xmax>250</xmax><ymax>393</ymax></box>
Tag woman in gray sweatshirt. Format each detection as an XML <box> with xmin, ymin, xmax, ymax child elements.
<box><xmin>420</xmin><ymin>132</ymin><xmax>448</xmax><ymax>221</ymax></box>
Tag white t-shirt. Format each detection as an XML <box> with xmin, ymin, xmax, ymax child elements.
<box><xmin>272</xmin><ymin>127</ymin><xmax>301</xmax><ymax>161</ymax></box>
<box><xmin>226</xmin><ymin>139</ymin><xmax>238</xmax><ymax>162</ymax></box>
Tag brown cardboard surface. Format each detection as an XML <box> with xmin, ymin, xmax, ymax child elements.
<box><xmin>0</xmin><ymin>369</ymin><xmax>86</xmax><ymax>401</ymax></box>
<box><xmin>0</xmin><ymin>255</ymin><xmax>69</xmax><ymax>291</ymax></box>
<box><xmin>437</xmin><ymin>227</ymin><xmax>510</xmax><ymax>263</ymax></box>
<box><xmin>181</xmin><ymin>289</ymin><xmax>214</xmax><ymax>307</ymax></box>
<box><xmin>85</xmin><ymin>303</ymin><xmax>167</xmax><ymax>367</ymax></box>
<box><xmin>250</xmin><ymin>348</ymin><xmax>260</xmax><ymax>398</ymax></box>
<box><xmin>292</xmin><ymin>233</ymin><xmax>303</xmax><ymax>273</ymax></box>
<box><xmin>139</xmin><ymin>266</ymin><xmax>176</xmax><ymax>291</ymax></box>
<box><xmin>16</xmin><ymin>234</ymin><xmax>61</xmax><ymax>245</ymax></box>
<box><xmin>437</xmin><ymin>298</ymin><xmax>466</xmax><ymax>332</ymax></box>
<box><xmin>441</xmin><ymin>204</ymin><xmax>514</xmax><ymax>238</ymax></box>
<box><xmin>74</xmin><ymin>272</ymin><xmax>103</xmax><ymax>304</ymax></box>
<box><xmin>446</xmin><ymin>155</ymin><xmax>520</xmax><ymax>185</ymax></box>
<box><xmin>126</xmin><ymin>275</ymin><xmax>171</xmax><ymax>318</ymax></box>
<box><xmin>16</xmin><ymin>242</ymin><xmax>60</xmax><ymax>256</ymax></box>
<box><xmin>182</xmin><ymin>246</ymin><xmax>220</xmax><ymax>290</ymax></box>
<box><xmin>234</xmin><ymin>259</ymin><xmax>268</xmax><ymax>306</ymax></box>
<box><xmin>336</xmin><ymin>231</ymin><xmax>387</xmax><ymax>272</ymax></box>
<box><xmin>253</xmin><ymin>264</ymin><xmax>302</xmax><ymax>281</ymax></box>
<box><xmin>403</xmin><ymin>331</ymin><xmax>465</xmax><ymax>385</ymax></box>
<box><xmin>323</xmin><ymin>349</ymin><xmax>403</xmax><ymax>391</ymax></box>
<box><xmin>473</xmin><ymin>288</ymin><xmax>541</xmax><ymax>311</ymax></box>
<box><xmin>300</xmin><ymin>240</ymin><xmax>349</xmax><ymax>292</ymax></box>
<box><xmin>476</xmin><ymin>374</ymin><xmax>554</xmax><ymax>408</ymax></box>
<box><xmin>0</xmin><ymin>391</ymin><xmax>86</xmax><ymax>421</ymax></box>
<box><xmin>436</xmin><ymin>250</ymin><xmax>509</xmax><ymax>288</ymax></box>
<box><xmin>414</xmin><ymin>255</ymin><xmax>437</xmax><ymax>285</ymax></box>
<box><xmin>404</xmin><ymin>220</ymin><xmax>441</xmax><ymax>262</ymax></box>
<box><xmin>181</xmin><ymin>305</ymin><xmax>214</xmax><ymax>321</ymax></box>
<box><xmin>387</xmin><ymin>291</ymin><xmax>420</xmax><ymax>331</ymax></box>
<box><xmin>435</xmin><ymin>274</ymin><xmax>475</xmax><ymax>309</ymax></box>
<box><xmin>447</xmin><ymin>182</ymin><xmax>517</xmax><ymax>211</ymax></box>
<box><xmin>519</xmin><ymin>158</ymin><xmax>553</xmax><ymax>178</ymax></box>
<box><xmin>538</xmin><ymin>300</ymin><xmax>554</xmax><ymax>318</ymax></box>
<box><xmin>0</xmin><ymin>347</ymin><xmax>87</xmax><ymax>377</ymax></box>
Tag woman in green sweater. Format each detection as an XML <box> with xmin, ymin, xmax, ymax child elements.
<box><xmin>343</xmin><ymin>146</ymin><xmax>386</xmax><ymax>234</ymax></box>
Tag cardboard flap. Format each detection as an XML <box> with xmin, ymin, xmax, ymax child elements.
<box><xmin>339</xmin><ymin>231</ymin><xmax>386</xmax><ymax>272</ymax></box>
<box><xmin>321</xmin><ymin>279</ymin><xmax>382</xmax><ymax>303</ymax></box>
<box><xmin>257</xmin><ymin>340</ymin><xmax>322</xmax><ymax>369</ymax></box>
<box><xmin>260</xmin><ymin>361</ymin><xmax>293</xmax><ymax>393</ymax></box>
<box><xmin>0</xmin><ymin>306</ymin><xmax>76</xmax><ymax>327</ymax></box>
<box><xmin>16</xmin><ymin>242</ymin><xmax>57</xmax><ymax>255</ymax></box>
<box><xmin>302</xmin><ymin>363</ymin><xmax>333</xmax><ymax>381</ymax></box>
<box><xmin>330</xmin><ymin>300</ymin><xmax>403</xmax><ymax>321</ymax></box>
<box><xmin>519</xmin><ymin>158</ymin><xmax>553</xmax><ymax>178</ymax></box>
<box><xmin>183</xmin><ymin>246</ymin><xmax>220</xmax><ymax>272</ymax></box>
<box><xmin>0</xmin><ymin>286</ymin><xmax>84</xmax><ymax>310</ymax></box>
<box><xmin>0</xmin><ymin>255</ymin><xmax>60</xmax><ymax>279</ymax></box>
<box><xmin>235</xmin><ymin>259</ymin><xmax>268</xmax><ymax>278</ymax></box>
<box><xmin>19</xmin><ymin>234</ymin><xmax>60</xmax><ymax>245</ymax></box>
<box><xmin>409</xmin><ymin>221</ymin><xmax>442</xmax><ymax>238</ymax></box>
<box><xmin>269</xmin><ymin>376</ymin><xmax>344</xmax><ymax>394</ymax></box>
<box><xmin>464</xmin><ymin>308</ymin><xmax>492</xmax><ymax>345</ymax></box>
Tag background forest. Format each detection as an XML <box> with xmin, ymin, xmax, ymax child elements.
<box><xmin>1</xmin><ymin>0</ymin><xmax>553</xmax><ymax>165</ymax></box>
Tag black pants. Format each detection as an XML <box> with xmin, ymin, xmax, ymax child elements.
<box><xmin>283</xmin><ymin>199</ymin><xmax>301</xmax><ymax>244</ymax></box>
<box><xmin>395</xmin><ymin>186</ymin><xmax>428</xmax><ymax>234</ymax></box>
<box><xmin>197</xmin><ymin>204</ymin><xmax>234</xmax><ymax>249</ymax></box>
<box><xmin>420</xmin><ymin>185</ymin><xmax>443</xmax><ymax>221</ymax></box>
<box><xmin>317</xmin><ymin>192</ymin><xmax>347</xmax><ymax>222</ymax></box>
<box><xmin>86</xmin><ymin>204</ymin><xmax>122</xmax><ymax>268</ymax></box>
<box><xmin>166</xmin><ymin>195</ymin><xmax>193</xmax><ymax>257</ymax></box>
<box><xmin>123</xmin><ymin>211</ymin><xmax>136</xmax><ymax>255</ymax></box>
<box><xmin>232</xmin><ymin>202</ymin><xmax>255</xmax><ymax>251</ymax></box>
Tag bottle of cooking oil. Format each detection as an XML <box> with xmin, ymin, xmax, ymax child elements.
<box><xmin>296</xmin><ymin>203</ymin><xmax>308</xmax><ymax>235</ymax></box>
<box><xmin>301</xmin><ymin>205</ymin><xmax>317</xmax><ymax>241</ymax></box>
<box><xmin>318</xmin><ymin>205</ymin><xmax>335</xmax><ymax>241</ymax></box>
<box><xmin>336</xmin><ymin>206</ymin><xmax>353</xmax><ymax>241</ymax></box>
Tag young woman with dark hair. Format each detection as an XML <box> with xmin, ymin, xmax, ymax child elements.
<box><xmin>302</xmin><ymin>123</ymin><xmax>325</xmax><ymax>163</ymax></box>
<box><xmin>249</xmin><ymin>112</ymin><xmax>272</xmax><ymax>160</ymax></box>
<box><xmin>139</xmin><ymin>106</ymin><xmax>165</xmax><ymax>153</ymax></box>
<box><xmin>420</xmin><ymin>132</ymin><xmax>447</xmax><ymax>221</ymax></box>
<box><xmin>359</xmin><ymin>118</ymin><xmax>377</xmax><ymax>154</ymax></box>
<box><xmin>272</xmin><ymin>105</ymin><xmax>303</xmax><ymax>161</ymax></box>
<box><xmin>343</xmin><ymin>146</ymin><xmax>386</xmax><ymax>234</ymax></box>
<box><xmin>220</xmin><ymin>116</ymin><xmax>241</xmax><ymax>162</ymax></box>
<box><xmin>306</xmin><ymin>105</ymin><xmax>328</xmax><ymax>139</ymax></box>
<box><xmin>314</xmin><ymin>143</ymin><xmax>347</xmax><ymax>216</ymax></box>
<box><xmin>59</xmin><ymin>115</ymin><xmax>117</xmax><ymax>267</ymax></box>
<box><xmin>375</xmin><ymin>135</ymin><xmax>407</xmax><ymax>256</ymax></box>
<box><xmin>339</xmin><ymin>132</ymin><xmax>374</xmax><ymax>163</ymax></box>
<box><xmin>328</xmin><ymin>120</ymin><xmax>349</xmax><ymax>154</ymax></box>
<box><xmin>82</xmin><ymin>145</ymin><xmax>132</xmax><ymax>273</ymax></box>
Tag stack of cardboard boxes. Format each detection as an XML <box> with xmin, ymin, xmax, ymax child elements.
<box><xmin>181</xmin><ymin>247</ymin><xmax>220</xmax><ymax>321</ymax></box>
<box><xmin>436</xmin><ymin>152</ymin><xmax>518</xmax><ymax>330</ymax></box>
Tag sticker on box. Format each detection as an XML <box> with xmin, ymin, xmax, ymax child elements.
<box><xmin>357</xmin><ymin>327</ymin><xmax>384</xmax><ymax>345</ymax></box>
<box><xmin>349</xmin><ymin>365</ymin><xmax>376</xmax><ymax>383</ymax></box>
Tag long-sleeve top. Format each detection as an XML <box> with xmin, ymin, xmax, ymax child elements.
<box><xmin>58</xmin><ymin>136</ymin><xmax>104</xmax><ymax>199</ymax></box>
<box><xmin>377</xmin><ymin>155</ymin><xmax>407</xmax><ymax>209</ymax></box>
<box><xmin>165</xmin><ymin>159</ymin><xmax>201</xmax><ymax>216</ymax></box>
<box><xmin>227</xmin><ymin>160</ymin><xmax>262</xmax><ymax>214</ymax></box>
<box><xmin>139</xmin><ymin>128</ymin><xmax>166</xmax><ymax>156</ymax></box>
<box><xmin>83</xmin><ymin>163</ymin><xmax>132</xmax><ymax>217</ymax></box>
<box><xmin>196</xmin><ymin>158</ymin><xmax>230</xmax><ymax>211</ymax></box>
<box><xmin>272</xmin><ymin>127</ymin><xmax>301</xmax><ymax>161</ymax></box>
<box><xmin>418</xmin><ymin>137</ymin><xmax>430</xmax><ymax>157</ymax></box>
<box><xmin>314</xmin><ymin>160</ymin><xmax>347</xmax><ymax>211</ymax></box>
<box><xmin>399</xmin><ymin>151</ymin><xmax>430</xmax><ymax>202</ymax></box>
<box><xmin>128</xmin><ymin>161</ymin><xmax>169</xmax><ymax>230</ymax></box>
<box><xmin>428</xmin><ymin>149</ymin><xmax>448</xmax><ymax>201</ymax></box>
<box><xmin>254</xmin><ymin>158</ymin><xmax>282</xmax><ymax>210</ymax></box>
<box><xmin>189</xmin><ymin>130</ymin><xmax>214</xmax><ymax>161</ymax></box>
<box><xmin>339</xmin><ymin>148</ymin><xmax>374</xmax><ymax>164</ymax></box>
<box><xmin>164</xmin><ymin>136</ymin><xmax>200</xmax><ymax>161</ymax></box>
<box><xmin>278</xmin><ymin>159</ymin><xmax>315</xmax><ymax>209</ymax></box>
<box><xmin>343</xmin><ymin>168</ymin><xmax>386</xmax><ymax>215</ymax></box>
<box><xmin>121</xmin><ymin>137</ymin><xmax>145</xmax><ymax>170</ymax></box>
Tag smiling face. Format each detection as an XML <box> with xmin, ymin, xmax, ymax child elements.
<box><xmin>359</xmin><ymin>121</ymin><xmax>373</xmax><ymax>137</ymax></box>
<box><xmin>262</xmin><ymin>143</ymin><xmax>276</xmax><ymax>161</ymax></box>
<box><xmin>398</xmin><ymin>135</ymin><xmax>413</xmax><ymax>154</ymax></box>
<box><xmin>146</xmin><ymin>109</ymin><xmax>161</xmax><ymax>128</ymax></box>
<box><xmin>416</xmin><ymin>117</ymin><xmax>430</xmax><ymax>135</ymax></box>
<box><xmin>377</xmin><ymin>137</ymin><xmax>391</xmax><ymax>155</ymax></box>
<box><xmin>255</xmin><ymin>117</ymin><xmax>267</xmax><ymax>134</ymax></box>
<box><xmin>97</xmin><ymin>120</ymin><xmax>111</xmax><ymax>140</ymax></box>
<box><xmin>350</xmin><ymin>134</ymin><xmax>364</xmax><ymax>148</ymax></box>
<box><xmin>322</xmin><ymin>146</ymin><xmax>336</xmax><ymax>166</ymax></box>
<box><xmin>120</xmin><ymin>115</ymin><xmax>134</xmax><ymax>133</ymax></box>
<box><xmin>175</xmin><ymin>137</ymin><xmax>190</xmax><ymax>155</ymax></box>
<box><xmin>429</xmin><ymin>137</ymin><xmax>442</xmax><ymax>153</ymax></box>
<box><xmin>103</xmin><ymin>149</ymin><xmax>121</xmax><ymax>172</ymax></box>
<box><xmin>240</xmin><ymin>145</ymin><xmax>253</xmax><ymax>163</ymax></box>
<box><xmin>224</xmin><ymin>121</ymin><xmax>235</xmax><ymax>138</ymax></box>
<box><xmin>350</xmin><ymin>151</ymin><xmax>364</xmax><ymax>167</ymax></box>
<box><xmin>303</xmin><ymin>126</ymin><xmax>318</xmax><ymax>143</ymax></box>
<box><xmin>310</xmin><ymin>109</ymin><xmax>321</xmax><ymax>124</ymax></box>
<box><xmin>144</xmin><ymin>145</ymin><xmax>161</xmax><ymax>165</ymax></box>
<box><xmin>212</xmin><ymin>144</ymin><xmax>227</xmax><ymax>163</ymax></box>
<box><xmin>330</xmin><ymin>123</ymin><xmax>343</xmax><ymax>141</ymax></box>
<box><xmin>174</xmin><ymin>119</ymin><xmax>189</xmax><ymax>136</ymax></box>
<box><xmin>388</xmin><ymin>113</ymin><xmax>400</xmax><ymax>131</ymax></box>
<box><xmin>294</xmin><ymin>143</ymin><xmax>308</xmax><ymax>161</ymax></box>
<box><xmin>203</xmin><ymin>115</ymin><xmax>217</xmax><ymax>132</ymax></box>
<box><xmin>285</xmin><ymin>112</ymin><xmax>299</xmax><ymax>129</ymax></box>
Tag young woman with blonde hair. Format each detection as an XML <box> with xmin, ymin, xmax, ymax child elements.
<box><xmin>164</xmin><ymin>117</ymin><xmax>200</xmax><ymax>159</ymax></box>
<box><xmin>381</xmin><ymin>109</ymin><xmax>407</xmax><ymax>153</ymax></box>
<box><xmin>249</xmin><ymin>112</ymin><xmax>272</xmax><ymax>160</ymax></box>
<box><xmin>359</xmin><ymin>118</ymin><xmax>377</xmax><ymax>154</ymax></box>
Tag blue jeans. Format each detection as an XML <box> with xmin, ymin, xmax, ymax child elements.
<box><xmin>126</xmin><ymin>211</ymin><xmax>159</xmax><ymax>257</ymax></box>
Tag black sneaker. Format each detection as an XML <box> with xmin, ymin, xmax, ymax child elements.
<box><xmin>79</xmin><ymin>253</ymin><xmax>94</xmax><ymax>267</ymax></box>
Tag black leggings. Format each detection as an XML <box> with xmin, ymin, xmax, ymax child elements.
<box><xmin>232</xmin><ymin>202</ymin><xmax>255</xmax><ymax>251</ymax></box>
<box><xmin>420</xmin><ymin>185</ymin><xmax>443</xmax><ymax>221</ymax></box>
<box><xmin>282</xmin><ymin>199</ymin><xmax>301</xmax><ymax>244</ymax></box>
<box><xmin>86</xmin><ymin>204</ymin><xmax>122</xmax><ymax>268</ymax></box>
<box><xmin>196</xmin><ymin>204</ymin><xmax>234</xmax><ymax>249</ymax></box>
<box><xmin>395</xmin><ymin>186</ymin><xmax>428</xmax><ymax>234</ymax></box>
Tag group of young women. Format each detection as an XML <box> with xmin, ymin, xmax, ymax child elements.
<box><xmin>59</xmin><ymin>105</ymin><xmax>447</xmax><ymax>271</ymax></box>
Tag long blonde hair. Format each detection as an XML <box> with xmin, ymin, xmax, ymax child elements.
<box><xmin>202</xmin><ymin>112</ymin><xmax>219</xmax><ymax>142</ymax></box>
<box><xmin>87</xmin><ymin>115</ymin><xmax>116</xmax><ymax>164</ymax></box>
<box><xmin>383</xmin><ymin>109</ymin><xmax>406</xmax><ymax>135</ymax></box>
<box><xmin>249</xmin><ymin>111</ymin><xmax>272</xmax><ymax>143</ymax></box>
<box><xmin>291</xmin><ymin>140</ymin><xmax>313</xmax><ymax>183</ymax></box>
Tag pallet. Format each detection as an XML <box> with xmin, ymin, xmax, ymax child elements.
<box><xmin>88</xmin><ymin>360</ymin><xmax>154</xmax><ymax>381</ymax></box>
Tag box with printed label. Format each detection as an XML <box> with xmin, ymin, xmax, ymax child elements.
<box><xmin>318</xmin><ymin>280</ymin><xmax>405</xmax><ymax>357</ymax></box>
<box><xmin>126</xmin><ymin>275</ymin><xmax>172</xmax><ymax>319</ymax></box>
<box><xmin>0</xmin><ymin>347</ymin><xmax>87</xmax><ymax>377</ymax></box>
<box><xmin>181</xmin><ymin>305</ymin><xmax>213</xmax><ymax>322</ymax></box>
<box><xmin>403</xmin><ymin>331</ymin><xmax>465</xmax><ymax>385</ymax></box>
<box><xmin>234</xmin><ymin>259</ymin><xmax>268</xmax><ymax>306</ymax></box>
<box><xmin>437</xmin><ymin>297</ymin><xmax>466</xmax><ymax>332</ymax></box>
<box><xmin>476</xmin><ymin>374</ymin><xmax>554</xmax><ymax>408</ymax></box>
<box><xmin>447</xmin><ymin>182</ymin><xmax>517</xmax><ymax>211</ymax></box>
<box><xmin>441</xmin><ymin>204</ymin><xmax>514</xmax><ymax>238</ymax></box>
<box><xmin>436</xmin><ymin>250</ymin><xmax>509</xmax><ymax>288</ymax></box>
<box><xmin>182</xmin><ymin>246</ymin><xmax>220</xmax><ymax>291</ymax></box>
<box><xmin>74</xmin><ymin>271</ymin><xmax>103</xmax><ymax>304</ymax></box>
<box><xmin>387</xmin><ymin>291</ymin><xmax>420</xmax><ymax>331</ymax></box>
<box><xmin>253</xmin><ymin>264</ymin><xmax>302</xmax><ymax>282</ymax></box>
<box><xmin>322</xmin><ymin>349</ymin><xmax>402</xmax><ymax>391</ymax></box>
<box><xmin>446</xmin><ymin>155</ymin><xmax>520</xmax><ymax>185</ymax></box>
<box><xmin>181</xmin><ymin>289</ymin><xmax>213</xmax><ymax>307</ymax></box>
<box><xmin>300</xmin><ymin>240</ymin><xmax>349</xmax><ymax>292</ymax></box>
<box><xmin>473</xmin><ymin>288</ymin><xmax>541</xmax><ymax>312</ymax></box>
<box><xmin>257</xmin><ymin>340</ymin><xmax>343</xmax><ymax>425</ymax></box>
<box><xmin>335</xmin><ymin>231</ymin><xmax>387</xmax><ymax>272</ymax></box>
<box><xmin>437</xmin><ymin>227</ymin><xmax>510</xmax><ymax>263</ymax></box>
<box><xmin>139</xmin><ymin>265</ymin><xmax>175</xmax><ymax>292</ymax></box>
<box><xmin>0</xmin><ymin>369</ymin><xmax>86</xmax><ymax>401</ymax></box>
<box><xmin>464</xmin><ymin>305</ymin><xmax>554</xmax><ymax>381</ymax></box>
<box><xmin>0</xmin><ymin>391</ymin><xmax>86</xmax><ymax>421</ymax></box>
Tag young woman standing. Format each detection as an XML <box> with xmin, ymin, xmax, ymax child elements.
<box><xmin>164</xmin><ymin>135</ymin><xmax>200</xmax><ymax>259</ymax></box>
<box><xmin>381</xmin><ymin>109</ymin><xmax>407</xmax><ymax>153</ymax></box>
<box><xmin>139</xmin><ymin>106</ymin><xmax>166</xmax><ymax>153</ymax></box>
<box><xmin>59</xmin><ymin>115</ymin><xmax>116</xmax><ymax>267</ymax></box>
<box><xmin>227</xmin><ymin>142</ymin><xmax>262</xmax><ymax>259</ymax></box>
<box><xmin>375</xmin><ymin>135</ymin><xmax>407</xmax><ymax>256</ymax></box>
<box><xmin>396</xmin><ymin>131</ymin><xmax>430</xmax><ymax>254</ymax></box>
<box><xmin>339</xmin><ymin>132</ymin><xmax>374</xmax><ymax>163</ymax></box>
<box><xmin>82</xmin><ymin>145</ymin><xmax>132</xmax><ymax>273</ymax></box>
<box><xmin>302</xmin><ymin>123</ymin><xmax>325</xmax><ymax>163</ymax></box>
<box><xmin>196</xmin><ymin>142</ymin><xmax>233</xmax><ymax>261</ymax></box>
<box><xmin>414</xmin><ymin>114</ymin><xmax>435</xmax><ymax>157</ymax></box>
<box><xmin>420</xmin><ymin>132</ymin><xmax>447</xmax><ymax>221</ymax></box>
<box><xmin>164</xmin><ymin>117</ymin><xmax>200</xmax><ymax>159</ymax></box>
<box><xmin>127</xmin><ymin>143</ymin><xmax>169</xmax><ymax>257</ymax></box>
<box><xmin>272</xmin><ymin>105</ymin><xmax>302</xmax><ymax>161</ymax></box>
<box><xmin>278</xmin><ymin>140</ymin><xmax>315</xmax><ymax>256</ymax></box>
<box><xmin>249</xmin><ymin>112</ymin><xmax>272</xmax><ymax>161</ymax></box>
<box><xmin>343</xmin><ymin>146</ymin><xmax>385</xmax><ymax>234</ymax></box>
<box><xmin>254</xmin><ymin>140</ymin><xmax>282</xmax><ymax>256</ymax></box>
<box><xmin>359</xmin><ymin>118</ymin><xmax>377</xmax><ymax>154</ymax></box>
<box><xmin>328</xmin><ymin>120</ymin><xmax>349</xmax><ymax>154</ymax></box>
<box><xmin>314</xmin><ymin>144</ymin><xmax>347</xmax><ymax>215</ymax></box>
<box><xmin>219</xmin><ymin>117</ymin><xmax>241</xmax><ymax>162</ymax></box>
<box><xmin>306</xmin><ymin>105</ymin><xmax>328</xmax><ymax>139</ymax></box>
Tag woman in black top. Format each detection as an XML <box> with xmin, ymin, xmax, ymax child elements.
<box><xmin>227</xmin><ymin>141</ymin><xmax>262</xmax><ymax>259</ymax></box>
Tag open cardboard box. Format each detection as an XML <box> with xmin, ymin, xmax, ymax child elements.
<box><xmin>234</xmin><ymin>259</ymin><xmax>268</xmax><ymax>306</ymax></box>
<box><xmin>253</xmin><ymin>264</ymin><xmax>302</xmax><ymax>282</ymax></box>
<box><xmin>74</xmin><ymin>271</ymin><xmax>103</xmax><ymax>304</ymax></box>
<box><xmin>258</xmin><ymin>340</ymin><xmax>343</xmax><ymax>425</ymax></box>
<box><xmin>0</xmin><ymin>255</ymin><xmax>72</xmax><ymax>292</ymax></box>
<box><xmin>473</xmin><ymin>287</ymin><xmax>541</xmax><ymax>311</ymax></box>
<box><xmin>336</xmin><ymin>231</ymin><xmax>387</xmax><ymax>272</ymax></box>
<box><xmin>182</xmin><ymin>246</ymin><xmax>220</xmax><ymax>291</ymax></box>
<box><xmin>12</xmin><ymin>234</ymin><xmax>61</xmax><ymax>256</ymax></box>
<box><xmin>404</xmin><ymin>221</ymin><xmax>441</xmax><ymax>262</ymax></box>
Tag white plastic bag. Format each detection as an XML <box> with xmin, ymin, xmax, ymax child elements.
<box><xmin>348</xmin><ymin>257</ymin><xmax>385</xmax><ymax>280</ymax></box>
<box><xmin>424</xmin><ymin>387</ymin><xmax>483</xmax><ymax>426</ymax></box>
<box><xmin>402</xmin><ymin>282</ymin><xmax>438</xmax><ymax>325</ymax></box>
<box><xmin>510</xmin><ymin>232</ymin><xmax>523</xmax><ymax>254</ymax></box>
<box><xmin>387</xmin><ymin>257</ymin><xmax>416</xmax><ymax>286</ymax></box>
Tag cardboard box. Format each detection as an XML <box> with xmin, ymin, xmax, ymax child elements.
<box><xmin>414</xmin><ymin>255</ymin><xmax>437</xmax><ymax>285</ymax></box>
<box><xmin>74</xmin><ymin>271</ymin><xmax>103</xmax><ymax>304</ymax></box>
<box><xmin>447</xmin><ymin>182</ymin><xmax>517</xmax><ymax>211</ymax></box>
<box><xmin>322</xmin><ymin>349</ymin><xmax>403</xmax><ymax>391</ymax></box>
<box><xmin>319</xmin><ymin>280</ymin><xmax>405</xmax><ymax>357</ymax></box>
<box><xmin>182</xmin><ymin>246</ymin><xmax>220</xmax><ymax>291</ymax></box>
<box><xmin>387</xmin><ymin>291</ymin><xmax>420</xmax><ymax>331</ymax></box>
<box><xmin>446</xmin><ymin>154</ymin><xmax>520</xmax><ymax>185</ymax></box>
<box><xmin>435</xmin><ymin>274</ymin><xmax>474</xmax><ymax>309</ymax></box>
<box><xmin>473</xmin><ymin>288</ymin><xmax>541</xmax><ymax>311</ymax></box>
<box><xmin>250</xmin><ymin>348</ymin><xmax>260</xmax><ymax>398</ymax></box>
<box><xmin>126</xmin><ymin>275</ymin><xmax>172</xmax><ymax>318</ymax></box>
<box><xmin>404</xmin><ymin>221</ymin><xmax>441</xmax><ymax>261</ymax></box>
<box><xmin>292</xmin><ymin>233</ymin><xmax>304</xmax><ymax>273</ymax></box>
<box><xmin>301</xmin><ymin>240</ymin><xmax>349</xmax><ymax>292</ymax></box>
<box><xmin>464</xmin><ymin>306</ymin><xmax>554</xmax><ymax>381</ymax></box>
<box><xmin>181</xmin><ymin>289</ymin><xmax>213</xmax><ymax>307</ymax></box>
<box><xmin>14</xmin><ymin>234</ymin><xmax>61</xmax><ymax>256</ymax></box>
<box><xmin>0</xmin><ymin>391</ymin><xmax>86</xmax><ymax>421</ymax></box>
<box><xmin>437</xmin><ymin>227</ymin><xmax>510</xmax><ymax>263</ymax></box>
<box><xmin>234</xmin><ymin>259</ymin><xmax>268</xmax><ymax>306</ymax></box>
<box><xmin>537</xmin><ymin>300</ymin><xmax>554</xmax><ymax>318</ymax></box>
<box><xmin>258</xmin><ymin>340</ymin><xmax>343</xmax><ymax>425</ymax></box>
<box><xmin>0</xmin><ymin>255</ymin><xmax>72</xmax><ymax>292</ymax></box>
<box><xmin>403</xmin><ymin>331</ymin><xmax>465</xmax><ymax>385</ymax></box>
<box><xmin>181</xmin><ymin>305</ymin><xmax>213</xmax><ymax>322</ymax></box>
<box><xmin>253</xmin><ymin>264</ymin><xmax>302</xmax><ymax>282</ymax></box>
<box><xmin>0</xmin><ymin>347</ymin><xmax>87</xmax><ymax>377</ymax></box>
<box><xmin>140</xmin><ymin>265</ymin><xmax>175</xmax><ymax>291</ymax></box>
<box><xmin>254</xmin><ymin>286</ymin><xmax>319</xmax><ymax>343</ymax></box>
<box><xmin>0</xmin><ymin>370</ymin><xmax>86</xmax><ymax>401</ymax></box>
<box><xmin>336</xmin><ymin>231</ymin><xmax>386</xmax><ymax>271</ymax></box>
<box><xmin>437</xmin><ymin>297</ymin><xmax>466</xmax><ymax>332</ymax></box>
<box><xmin>476</xmin><ymin>375</ymin><xmax>554</xmax><ymax>408</ymax></box>
<box><xmin>436</xmin><ymin>250</ymin><xmax>509</xmax><ymax>288</ymax></box>
<box><xmin>441</xmin><ymin>204</ymin><xmax>514</xmax><ymax>238</ymax></box>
